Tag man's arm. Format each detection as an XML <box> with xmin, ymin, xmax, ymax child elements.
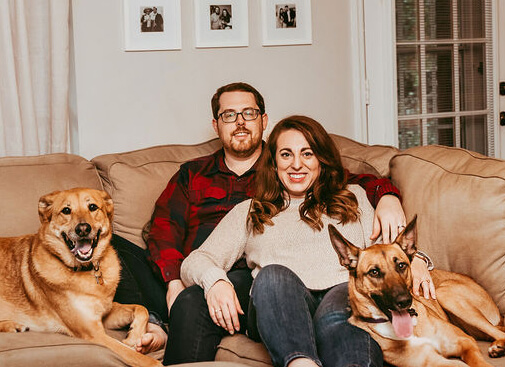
<box><xmin>345</xmin><ymin>170</ymin><xmax>401</xmax><ymax>207</ymax></box>
<box><xmin>346</xmin><ymin>170</ymin><xmax>405</xmax><ymax>243</ymax></box>
<box><xmin>147</xmin><ymin>169</ymin><xmax>189</xmax><ymax>284</ymax></box>
<box><xmin>147</xmin><ymin>168</ymin><xmax>193</xmax><ymax>315</ymax></box>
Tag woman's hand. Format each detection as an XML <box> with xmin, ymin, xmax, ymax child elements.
<box><xmin>411</xmin><ymin>256</ymin><xmax>436</xmax><ymax>299</ymax></box>
<box><xmin>370</xmin><ymin>194</ymin><xmax>406</xmax><ymax>244</ymax></box>
<box><xmin>206</xmin><ymin>280</ymin><xmax>243</xmax><ymax>334</ymax></box>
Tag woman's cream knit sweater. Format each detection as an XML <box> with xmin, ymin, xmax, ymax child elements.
<box><xmin>181</xmin><ymin>185</ymin><xmax>375</xmax><ymax>294</ymax></box>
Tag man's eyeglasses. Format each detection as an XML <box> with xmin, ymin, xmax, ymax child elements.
<box><xmin>218</xmin><ymin>108</ymin><xmax>260</xmax><ymax>123</ymax></box>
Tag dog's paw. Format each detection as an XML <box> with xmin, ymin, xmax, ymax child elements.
<box><xmin>0</xmin><ymin>321</ymin><xmax>29</xmax><ymax>333</ymax></box>
<box><xmin>488</xmin><ymin>341</ymin><xmax>505</xmax><ymax>358</ymax></box>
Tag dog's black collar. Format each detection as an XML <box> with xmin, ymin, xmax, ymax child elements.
<box><xmin>73</xmin><ymin>263</ymin><xmax>94</xmax><ymax>272</ymax></box>
<box><xmin>358</xmin><ymin>308</ymin><xmax>418</xmax><ymax>324</ymax></box>
<box><xmin>73</xmin><ymin>262</ymin><xmax>103</xmax><ymax>285</ymax></box>
<box><xmin>357</xmin><ymin>316</ymin><xmax>389</xmax><ymax>324</ymax></box>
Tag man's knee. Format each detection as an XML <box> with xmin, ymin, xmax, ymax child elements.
<box><xmin>227</xmin><ymin>268</ymin><xmax>253</xmax><ymax>291</ymax></box>
<box><xmin>170</xmin><ymin>285</ymin><xmax>207</xmax><ymax>318</ymax></box>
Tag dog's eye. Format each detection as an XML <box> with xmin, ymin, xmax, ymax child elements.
<box><xmin>368</xmin><ymin>268</ymin><xmax>381</xmax><ymax>278</ymax></box>
<box><xmin>88</xmin><ymin>204</ymin><xmax>98</xmax><ymax>212</ymax></box>
<box><xmin>61</xmin><ymin>207</ymin><xmax>71</xmax><ymax>215</ymax></box>
<box><xmin>397</xmin><ymin>262</ymin><xmax>408</xmax><ymax>271</ymax></box>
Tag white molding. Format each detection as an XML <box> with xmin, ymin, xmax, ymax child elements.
<box><xmin>362</xmin><ymin>0</ymin><xmax>397</xmax><ymax>146</ymax></box>
<box><xmin>350</xmin><ymin>0</ymin><xmax>367</xmax><ymax>144</ymax></box>
<box><xmin>494</xmin><ymin>0</ymin><xmax>503</xmax><ymax>158</ymax></box>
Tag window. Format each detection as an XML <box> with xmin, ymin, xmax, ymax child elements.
<box><xmin>395</xmin><ymin>0</ymin><xmax>494</xmax><ymax>155</ymax></box>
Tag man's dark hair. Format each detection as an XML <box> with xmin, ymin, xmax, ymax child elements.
<box><xmin>211</xmin><ymin>82</ymin><xmax>266</xmax><ymax>120</ymax></box>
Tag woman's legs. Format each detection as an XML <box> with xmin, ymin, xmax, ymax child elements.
<box><xmin>248</xmin><ymin>264</ymin><xmax>322</xmax><ymax>367</ymax></box>
<box><xmin>314</xmin><ymin>282</ymin><xmax>383</xmax><ymax>367</ymax></box>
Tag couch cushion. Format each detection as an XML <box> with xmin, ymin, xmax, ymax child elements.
<box><xmin>0</xmin><ymin>332</ymin><xmax>128</xmax><ymax>367</ymax></box>
<box><xmin>92</xmin><ymin>139</ymin><xmax>222</xmax><ymax>248</ymax></box>
<box><xmin>332</xmin><ymin>135</ymin><xmax>399</xmax><ymax>177</ymax></box>
<box><xmin>390</xmin><ymin>145</ymin><xmax>505</xmax><ymax>314</ymax></box>
<box><xmin>216</xmin><ymin>335</ymin><xmax>272</xmax><ymax>367</ymax></box>
<box><xmin>0</xmin><ymin>154</ymin><xmax>103</xmax><ymax>237</ymax></box>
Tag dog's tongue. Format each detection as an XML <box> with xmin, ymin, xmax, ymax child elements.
<box><xmin>391</xmin><ymin>310</ymin><xmax>413</xmax><ymax>338</ymax></box>
<box><xmin>77</xmin><ymin>240</ymin><xmax>93</xmax><ymax>254</ymax></box>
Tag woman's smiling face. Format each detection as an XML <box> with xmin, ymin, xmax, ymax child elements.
<box><xmin>275</xmin><ymin>129</ymin><xmax>321</xmax><ymax>198</ymax></box>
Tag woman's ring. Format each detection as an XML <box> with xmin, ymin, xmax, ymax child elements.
<box><xmin>398</xmin><ymin>224</ymin><xmax>406</xmax><ymax>229</ymax></box>
<box><xmin>215</xmin><ymin>309</ymin><xmax>222</xmax><ymax>313</ymax></box>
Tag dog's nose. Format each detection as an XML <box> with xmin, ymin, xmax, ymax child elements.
<box><xmin>395</xmin><ymin>293</ymin><xmax>412</xmax><ymax>310</ymax></box>
<box><xmin>75</xmin><ymin>223</ymin><xmax>91</xmax><ymax>237</ymax></box>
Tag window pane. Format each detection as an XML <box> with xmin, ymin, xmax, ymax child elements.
<box><xmin>395</xmin><ymin>0</ymin><xmax>493</xmax><ymax>155</ymax></box>
<box><xmin>459</xmin><ymin>43</ymin><xmax>486</xmax><ymax>111</ymax></box>
<box><xmin>459</xmin><ymin>0</ymin><xmax>485</xmax><ymax>38</ymax></box>
<box><xmin>397</xmin><ymin>46</ymin><xmax>420</xmax><ymax>116</ymax></box>
<box><xmin>399</xmin><ymin>119</ymin><xmax>421</xmax><ymax>149</ymax></box>
<box><xmin>396</xmin><ymin>0</ymin><xmax>418</xmax><ymax>41</ymax></box>
<box><xmin>424</xmin><ymin>0</ymin><xmax>452</xmax><ymax>40</ymax></box>
<box><xmin>461</xmin><ymin>115</ymin><xmax>487</xmax><ymax>154</ymax></box>
<box><xmin>426</xmin><ymin>45</ymin><xmax>454</xmax><ymax>113</ymax></box>
<box><xmin>427</xmin><ymin>117</ymin><xmax>454</xmax><ymax>146</ymax></box>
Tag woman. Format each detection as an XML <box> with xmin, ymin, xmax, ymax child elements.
<box><xmin>210</xmin><ymin>6</ymin><xmax>221</xmax><ymax>30</ymax></box>
<box><xmin>181</xmin><ymin>115</ymin><xmax>433</xmax><ymax>367</ymax></box>
<box><xmin>277</xmin><ymin>7</ymin><xmax>285</xmax><ymax>28</ymax></box>
<box><xmin>141</xmin><ymin>8</ymin><xmax>153</xmax><ymax>32</ymax></box>
<box><xmin>220</xmin><ymin>9</ymin><xmax>232</xmax><ymax>29</ymax></box>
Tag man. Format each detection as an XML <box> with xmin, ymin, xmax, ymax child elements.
<box><xmin>281</xmin><ymin>5</ymin><xmax>296</xmax><ymax>27</ymax></box>
<box><xmin>210</xmin><ymin>6</ymin><xmax>221</xmax><ymax>30</ymax></box>
<box><xmin>152</xmin><ymin>7</ymin><xmax>164</xmax><ymax>32</ymax></box>
<box><xmin>145</xmin><ymin>82</ymin><xmax>408</xmax><ymax>364</ymax></box>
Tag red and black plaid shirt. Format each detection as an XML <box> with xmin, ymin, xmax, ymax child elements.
<box><xmin>147</xmin><ymin>148</ymin><xmax>400</xmax><ymax>283</ymax></box>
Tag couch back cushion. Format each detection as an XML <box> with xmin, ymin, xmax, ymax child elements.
<box><xmin>332</xmin><ymin>135</ymin><xmax>399</xmax><ymax>177</ymax></box>
<box><xmin>92</xmin><ymin>139</ymin><xmax>223</xmax><ymax>248</ymax></box>
<box><xmin>390</xmin><ymin>145</ymin><xmax>505</xmax><ymax>314</ymax></box>
<box><xmin>0</xmin><ymin>154</ymin><xmax>103</xmax><ymax>237</ymax></box>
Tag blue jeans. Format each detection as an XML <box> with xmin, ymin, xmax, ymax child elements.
<box><xmin>248</xmin><ymin>265</ymin><xmax>383</xmax><ymax>367</ymax></box>
<box><xmin>163</xmin><ymin>268</ymin><xmax>253</xmax><ymax>365</ymax></box>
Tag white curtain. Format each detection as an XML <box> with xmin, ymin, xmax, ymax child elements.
<box><xmin>0</xmin><ymin>0</ymin><xmax>70</xmax><ymax>156</ymax></box>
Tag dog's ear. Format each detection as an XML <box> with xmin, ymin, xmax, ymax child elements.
<box><xmin>38</xmin><ymin>191</ymin><xmax>60</xmax><ymax>223</ymax></box>
<box><xmin>328</xmin><ymin>224</ymin><xmax>360</xmax><ymax>270</ymax></box>
<box><xmin>99</xmin><ymin>190</ymin><xmax>114</xmax><ymax>221</ymax></box>
<box><xmin>394</xmin><ymin>215</ymin><xmax>417</xmax><ymax>257</ymax></box>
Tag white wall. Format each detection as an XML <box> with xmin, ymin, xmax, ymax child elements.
<box><xmin>71</xmin><ymin>0</ymin><xmax>357</xmax><ymax>159</ymax></box>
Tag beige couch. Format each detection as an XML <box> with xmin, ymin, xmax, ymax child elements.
<box><xmin>1</xmin><ymin>135</ymin><xmax>504</xmax><ymax>367</ymax></box>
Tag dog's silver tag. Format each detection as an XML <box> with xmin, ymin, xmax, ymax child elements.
<box><xmin>93</xmin><ymin>262</ymin><xmax>104</xmax><ymax>285</ymax></box>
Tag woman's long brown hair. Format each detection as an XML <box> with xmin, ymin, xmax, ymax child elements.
<box><xmin>248</xmin><ymin>115</ymin><xmax>359</xmax><ymax>234</ymax></box>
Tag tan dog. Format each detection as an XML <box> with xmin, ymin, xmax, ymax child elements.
<box><xmin>329</xmin><ymin>216</ymin><xmax>505</xmax><ymax>367</ymax></box>
<box><xmin>0</xmin><ymin>188</ymin><xmax>161</xmax><ymax>367</ymax></box>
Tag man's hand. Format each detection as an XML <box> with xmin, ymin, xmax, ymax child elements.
<box><xmin>134</xmin><ymin>323</ymin><xmax>167</xmax><ymax>354</ymax></box>
<box><xmin>166</xmin><ymin>279</ymin><xmax>186</xmax><ymax>316</ymax></box>
<box><xmin>411</xmin><ymin>256</ymin><xmax>436</xmax><ymax>299</ymax></box>
<box><xmin>370</xmin><ymin>194</ymin><xmax>406</xmax><ymax>244</ymax></box>
<box><xmin>206</xmin><ymin>280</ymin><xmax>243</xmax><ymax>335</ymax></box>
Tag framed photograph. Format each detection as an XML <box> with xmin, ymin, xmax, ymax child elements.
<box><xmin>261</xmin><ymin>0</ymin><xmax>312</xmax><ymax>46</ymax></box>
<box><xmin>123</xmin><ymin>0</ymin><xmax>182</xmax><ymax>51</ymax></box>
<box><xmin>194</xmin><ymin>0</ymin><xmax>249</xmax><ymax>48</ymax></box>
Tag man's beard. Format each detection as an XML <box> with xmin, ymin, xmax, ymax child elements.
<box><xmin>224</xmin><ymin>128</ymin><xmax>262</xmax><ymax>158</ymax></box>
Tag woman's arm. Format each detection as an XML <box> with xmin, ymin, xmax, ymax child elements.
<box><xmin>180</xmin><ymin>200</ymin><xmax>252</xmax><ymax>334</ymax></box>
